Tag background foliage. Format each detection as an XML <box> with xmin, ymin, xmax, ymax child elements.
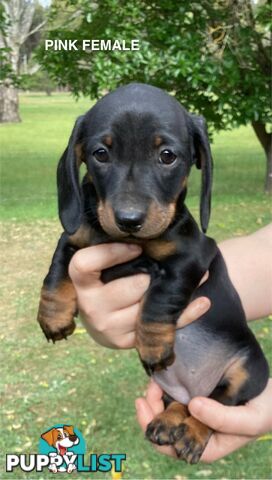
<box><xmin>37</xmin><ymin>0</ymin><xmax>272</xmax><ymax>191</ymax></box>
<box><xmin>40</xmin><ymin>0</ymin><xmax>271</xmax><ymax>130</ymax></box>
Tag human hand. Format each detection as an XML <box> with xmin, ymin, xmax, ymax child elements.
<box><xmin>69</xmin><ymin>243</ymin><xmax>210</xmax><ymax>349</ymax></box>
<box><xmin>135</xmin><ymin>378</ymin><xmax>272</xmax><ymax>462</ymax></box>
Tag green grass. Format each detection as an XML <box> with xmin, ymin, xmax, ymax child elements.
<box><xmin>0</xmin><ymin>93</ymin><xmax>271</xmax><ymax>480</ymax></box>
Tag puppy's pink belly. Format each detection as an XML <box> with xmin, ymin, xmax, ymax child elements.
<box><xmin>153</xmin><ymin>323</ymin><xmax>235</xmax><ymax>404</ymax></box>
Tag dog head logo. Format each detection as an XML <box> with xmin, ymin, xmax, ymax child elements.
<box><xmin>40</xmin><ymin>425</ymin><xmax>81</xmax><ymax>473</ymax></box>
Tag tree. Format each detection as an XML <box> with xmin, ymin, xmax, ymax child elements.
<box><xmin>39</xmin><ymin>0</ymin><xmax>272</xmax><ymax>192</ymax></box>
<box><xmin>0</xmin><ymin>0</ymin><xmax>46</xmax><ymax>122</ymax></box>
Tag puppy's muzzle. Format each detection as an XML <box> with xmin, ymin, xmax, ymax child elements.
<box><xmin>114</xmin><ymin>208</ymin><xmax>145</xmax><ymax>234</ymax></box>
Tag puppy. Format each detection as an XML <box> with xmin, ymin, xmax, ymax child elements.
<box><xmin>38</xmin><ymin>83</ymin><xmax>269</xmax><ymax>463</ymax></box>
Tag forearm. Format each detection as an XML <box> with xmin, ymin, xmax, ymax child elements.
<box><xmin>219</xmin><ymin>224</ymin><xmax>272</xmax><ymax>321</ymax></box>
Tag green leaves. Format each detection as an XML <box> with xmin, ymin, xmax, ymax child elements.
<box><xmin>37</xmin><ymin>0</ymin><xmax>271</xmax><ymax>131</ymax></box>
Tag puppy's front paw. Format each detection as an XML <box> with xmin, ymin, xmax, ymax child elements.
<box><xmin>136</xmin><ymin>322</ymin><xmax>175</xmax><ymax>374</ymax></box>
<box><xmin>37</xmin><ymin>281</ymin><xmax>77</xmax><ymax>342</ymax></box>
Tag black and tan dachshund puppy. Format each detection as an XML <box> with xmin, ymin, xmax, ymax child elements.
<box><xmin>38</xmin><ymin>83</ymin><xmax>269</xmax><ymax>463</ymax></box>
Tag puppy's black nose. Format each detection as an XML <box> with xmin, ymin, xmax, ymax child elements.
<box><xmin>115</xmin><ymin>209</ymin><xmax>145</xmax><ymax>233</ymax></box>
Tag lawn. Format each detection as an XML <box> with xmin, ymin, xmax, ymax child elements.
<box><xmin>0</xmin><ymin>93</ymin><xmax>271</xmax><ymax>480</ymax></box>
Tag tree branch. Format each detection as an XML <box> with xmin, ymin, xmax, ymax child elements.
<box><xmin>25</xmin><ymin>20</ymin><xmax>47</xmax><ymax>39</ymax></box>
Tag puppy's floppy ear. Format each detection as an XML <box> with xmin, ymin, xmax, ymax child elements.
<box><xmin>190</xmin><ymin>114</ymin><xmax>213</xmax><ymax>233</ymax></box>
<box><xmin>57</xmin><ymin>115</ymin><xmax>85</xmax><ymax>235</ymax></box>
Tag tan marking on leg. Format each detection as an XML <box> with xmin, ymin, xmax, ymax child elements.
<box><xmin>136</xmin><ymin>321</ymin><xmax>176</xmax><ymax>371</ymax></box>
<box><xmin>224</xmin><ymin>357</ymin><xmax>249</xmax><ymax>398</ymax></box>
<box><xmin>37</xmin><ymin>279</ymin><xmax>77</xmax><ymax>341</ymax></box>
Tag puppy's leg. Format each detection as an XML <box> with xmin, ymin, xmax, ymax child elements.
<box><xmin>157</xmin><ymin>349</ymin><xmax>268</xmax><ymax>464</ymax></box>
<box><xmin>135</xmin><ymin>257</ymin><xmax>204</xmax><ymax>373</ymax></box>
<box><xmin>146</xmin><ymin>398</ymin><xmax>211</xmax><ymax>464</ymax></box>
<box><xmin>37</xmin><ymin>233</ymin><xmax>78</xmax><ymax>342</ymax></box>
<box><xmin>135</xmin><ymin>232</ymin><xmax>217</xmax><ymax>373</ymax></box>
<box><xmin>210</xmin><ymin>344</ymin><xmax>269</xmax><ymax>406</ymax></box>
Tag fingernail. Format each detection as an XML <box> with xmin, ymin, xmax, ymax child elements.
<box><xmin>127</xmin><ymin>244</ymin><xmax>142</xmax><ymax>253</ymax></box>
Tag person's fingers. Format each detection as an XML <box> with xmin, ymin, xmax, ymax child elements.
<box><xmin>80</xmin><ymin>303</ymin><xmax>140</xmax><ymax>348</ymax></box>
<box><xmin>145</xmin><ymin>380</ymin><xmax>165</xmax><ymax>415</ymax></box>
<box><xmin>176</xmin><ymin>297</ymin><xmax>211</xmax><ymax>328</ymax></box>
<box><xmin>189</xmin><ymin>396</ymin><xmax>264</xmax><ymax>436</ymax></box>
<box><xmin>200</xmin><ymin>432</ymin><xmax>254</xmax><ymax>463</ymax></box>
<box><xmin>86</xmin><ymin>327</ymin><xmax>136</xmax><ymax>350</ymax></box>
<box><xmin>135</xmin><ymin>394</ymin><xmax>253</xmax><ymax>462</ymax></box>
<box><xmin>69</xmin><ymin>243</ymin><xmax>142</xmax><ymax>288</ymax></box>
<box><xmin>77</xmin><ymin>275</ymin><xmax>149</xmax><ymax>317</ymax></box>
<box><xmin>99</xmin><ymin>273</ymin><xmax>150</xmax><ymax>311</ymax></box>
<box><xmin>135</xmin><ymin>397</ymin><xmax>155</xmax><ymax>431</ymax></box>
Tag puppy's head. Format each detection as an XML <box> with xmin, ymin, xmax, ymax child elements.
<box><xmin>57</xmin><ymin>83</ymin><xmax>212</xmax><ymax>238</ymax></box>
<box><xmin>41</xmin><ymin>426</ymin><xmax>79</xmax><ymax>450</ymax></box>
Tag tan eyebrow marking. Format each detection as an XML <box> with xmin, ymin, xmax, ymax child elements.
<box><xmin>104</xmin><ymin>135</ymin><xmax>112</xmax><ymax>147</ymax></box>
<box><xmin>154</xmin><ymin>135</ymin><xmax>163</xmax><ymax>147</ymax></box>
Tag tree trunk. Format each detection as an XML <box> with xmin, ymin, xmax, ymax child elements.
<box><xmin>0</xmin><ymin>83</ymin><xmax>21</xmax><ymax>123</ymax></box>
<box><xmin>251</xmin><ymin>121</ymin><xmax>272</xmax><ymax>194</ymax></box>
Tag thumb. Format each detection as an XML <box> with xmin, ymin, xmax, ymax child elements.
<box><xmin>188</xmin><ymin>397</ymin><xmax>261</xmax><ymax>436</ymax></box>
<box><xmin>135</xmin><ymin>398</ymin><xmax>155</xmax><ymax>432</ymax></box>
<box><xmin>176</xmin><ymin>297</ymin><xmax>211</xmax><ymax>328</ymax></box>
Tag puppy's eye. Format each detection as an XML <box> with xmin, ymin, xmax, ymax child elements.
<box><xmin>159</xmin><ymin>149</ymin><xmax>177</xmax><ymax>165</ymax></box>
<box><xmin>93</xmin><ymin>148</ymin><xmax>109</xmax><ymax>163</ymax></box>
